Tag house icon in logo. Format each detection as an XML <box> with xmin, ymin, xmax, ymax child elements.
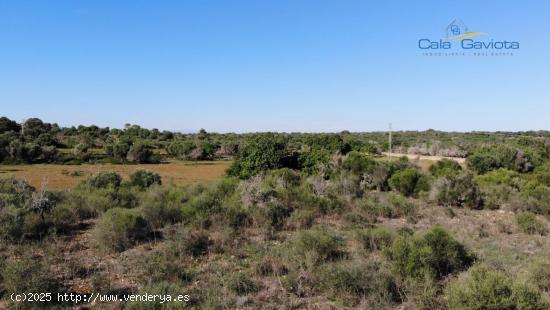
<box><xmin>445</xmin><ymin>18</ymin><xmax>469</xmax><ymax>39</ymax></box>
<box><xmin>443</xmin><ymin>18</ymin><xmax>487</xmax><ymax>41</ymax></box>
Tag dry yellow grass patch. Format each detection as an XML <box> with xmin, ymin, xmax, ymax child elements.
<box><xmin>0</xmin><ymin>161</ymin><xmax>232</xmax><ymax>190</ymax></box>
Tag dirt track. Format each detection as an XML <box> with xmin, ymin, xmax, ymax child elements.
<box><xmin>381</xmin><ymin>152</ymin><xmax>466</xmax><ymax>164</ymax></box>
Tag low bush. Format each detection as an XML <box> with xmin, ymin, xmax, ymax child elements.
<box><xmin>516</xmin><ymin>211</ymin><xmax>546</xmax><ymax>235</ymax></box>
<box><xmin>385</xmin><ymin>226</ymin><xmax>474</xmax><ymax>280</ymax></box>
<box><xmin>429</xmin><ymin>159</ymin><xmax>462</xmax><ymax>177</ymax></box>
<box><xmin>430</xmin><ymin>172</ymin><xmax>483</xmax><ymax>209</ymax></box>
<box><xmin>93</xmin><ymin>207</ymin><xmax>151</xmax><ymax>252</ymax></box>
<box><xmin>355</xmin><ymin>226</ymin><xmax>397</xmax><ymax>252</ymax></box>
<box><xmin>319</xmin><ymin>259</ymin><xmax>400</xmax><ymax>307</ymax></box>
<box><xmin>389</xmin><ymin>167</ymin><xmax>423</xmax><ymax>196</ymax></box>
<box><xmin>445</xmin><ymin>264</ymin><xmax>547</xmax><ymax>310</ymax></box>
<box><xmin>167</xmin><ymin>224</ymin><xmax>210</xmax><ymax>257</ymax></box>
<box><xmin>228</xmin><ymin>272</ymin><xmax>260</xmax><ymax>295</ymax></box>
<box><xmin>529</xmin><ymin>260</ymin><xmax>550</xmax><ymax>293</ymax></box>
<box><xmin>82</xmin><ymin>172</ymin><xmax>122</xmax><ymax>189</ymax></box>
<box><xmin>1</xmin><ymin>256</ymin><xmax>61</xmax><ymax>296</ymax></box>
<box><xmin>129</xmin><ymin>170</ymin><xmax>162</xmax><ymax>190</ymax></box>
<box><xmin>290</xmin><ymin>228</ymin><xmax>345</xmax><ymax>267</ymax></box>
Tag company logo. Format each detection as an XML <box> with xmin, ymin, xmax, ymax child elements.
<box><xmin>444</xmin><ymin>18</ymin><xmax>486</xmax><ymax>41</ymax></box>
<box><xmin>418</xmin><ymin>19</ymin><xmax>519</xmax><ymax>55</ymax></box>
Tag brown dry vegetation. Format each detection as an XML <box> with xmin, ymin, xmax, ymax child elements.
<box><xmin>0</xmin><ymin>161</ymin><xmax>231</xmax><ymax>190</ymax></box>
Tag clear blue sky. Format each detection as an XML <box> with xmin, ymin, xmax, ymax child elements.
<box><xmin>1</xmin><ymin>0</ymin><xmax>549</xmax><ymax>132</ymax></box>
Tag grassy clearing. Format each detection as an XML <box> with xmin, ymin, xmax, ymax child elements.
<box><xmin>0</xmin><ymin>160</ymin><xmax>231</xmax><ymax>190</ymax></box>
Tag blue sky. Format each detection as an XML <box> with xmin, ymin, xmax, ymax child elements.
<box><xmin>1</xmin><ymin>0</ymin><xmax>549</xmax><ymax>132</ymax></box>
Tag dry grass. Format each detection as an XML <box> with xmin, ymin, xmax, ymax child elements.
<box><xmin>0</xmin><ymin>160</ymin><xmax>232</xmax><ymax>190</ymax></box>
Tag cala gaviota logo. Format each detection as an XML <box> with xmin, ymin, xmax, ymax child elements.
<box><xmin>418</xmin><ymin>18</ymin><xmax>520</xmax><ymax>50</ymax></box>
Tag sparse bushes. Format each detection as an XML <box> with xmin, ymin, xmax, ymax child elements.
<box><xmin>445</xmin><ymin>264</ymin><xmax>547</xmax><ymax>310</ymax></box>
<box><xmin>129</xmin><ymin>169</ymin><xmax>162</xmax><ymax>189</ymax></box>
<box><xmin>228</xmin><ymin>272</ymin><xmax>260</xmax><ymax>295</ymax></box>
<box><xmin>516</xmin><ymin>211</ymin><xmax>546</xmax><ymax>235</ymax></box>
<box><xmin>385</xmin><ymin>226</ymin><xmax>474</xmax><ymax>280</ymax></box>
<box><xmin>93</xmin><ymin>207</ymin><xmax>151</xmax><ymax>252</ymax></box>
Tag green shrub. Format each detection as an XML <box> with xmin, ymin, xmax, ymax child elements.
<box><xmin>389</xmin><ymin>167</ymin><xmax>424</xmax><ymax>196</ymax></box>
<box><xmin>529</xmin><ymin>260</ymin><xmax>550</xmax><ymax>293</ymax></box>
<box><xmin>2</xmin><ymin>256</ymin><xmax>60</xmax><ymax>295</ymax></box>
<box><xmin>320</xmin><ymin>260</ymin><xmax>399</xmax><ymax>306</ymax></box>
<box><xmin>475</xmin><ymin>168</ymin><xmax>521</xmax><ymax>187</ymax></box>
<box><xmin>290</xmin><ymin>228</ymin><xmax>345</xmax><ymax>267</ymax></box>
<box><xmin>342</xmin><ymin>151</ymin><xmax>377</xmax><ymax>175</ymax></box>
<box><xmin>356</xmin><ymin>226</ymin><xmax>397</xmax><ymax>252</ymax></box>
<box><xmin>429</xmin><ymin>159</ymin><xmax>462</xmax><ymax>177</ymax></box>
<box><xmin>516</xmin><ymin>211</ymin><xmax>546</xmax><ymax>235</ymax></box>
<box><xmin>167</xmin><ymin>225</ymin><xmax>210</xmax><ymax>257</ymax></box>
<box><xmin>431</xmin><ymin>172</ymin><xmax>483</xmax><ymax>209</ymax></box>
<box><xmin>385</xmin><ymin>226</ymin><xmax>474</xmax><ymax>279</ymax></box>
<box><xmin>129</xmin><ymin>170</ymin><xmax>162</xmax><ymax>189</ymax></box>
<box><xmin>93</xmin><ymin>208</ymin><xmax>151</xmax><ymax>252</ymax></box>
<box><xmin>83</xmin><ymin>172</ymin><xmax>122</xmax><ymax>189</ymax></box>
<box><xmin>127</xmin><ymin>140</ymin><xmax>155</xmax><ymax>163</ymax></box>
<box><xmin>228</xmin><ymin>272</ymin><xmax>260</xmax><ymax>295</ymax></box>
<box><xmin>445</xmin><ymin>264</ymin><xmax>547</xmax><ymax>310</ymax></box>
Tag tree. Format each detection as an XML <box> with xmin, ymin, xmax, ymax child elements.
<box><xmin>228</xmin><ymin>133</ymin><xmax>289</xmax><ymax>179</ymax></box>
<box><xmin>0</xmin><ymin>117</ymin><xmax>21</xmax><ymax>133</ymax></box>
<box><xmin>127</xmin><ymin>141</ymin><xmax>155</xmax><ymax>163</ymax></box>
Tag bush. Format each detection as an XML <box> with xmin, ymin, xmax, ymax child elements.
<box><xmin>2</xmin><ymin>256</ymin><xmax>60</xmax><ymax>295</ymax></box>
<box><xmin>290</xmin><ymin>228</ymin><xmax>345</xmax><ymax>267</ymax></box>
<box><xmin>429</xmin><ymin>159</ymin><xmax>462</xmax><ymax>177</ymax></box>
<box><xmin>389</xmin><ymin>168</ymin><xmax>422</xmax><ymax>196</ymax></box>
<box><xmin>169</xmin><ymin>226</ymin><xmax>210</xmax><ymax>257</ymax></box>
<box><xmin>445</xmin><ymin>264</ymin><xmax>547</xmax><ymax>310</ymax></box>
<box><xmin>83</xmin><ymin>172</ymin><xmax>122</xmax><ymax>189</ymax></box>
<box><xmin>227</xmin><ymin>133</ymin><xmax>290</xmax><ymax>179</ymax></box>
<box><xmin>127</xmin><ymin>140</ymin><xmax>155</xmax><ymax>163</ymax></box>
<box><xmin>356</xmin><ymin>226</ymin><xmax>397</xmax><ymax>252</ymax></box>
<box><xmin>93</xmin><ymin>208</ymin><xmax>151</xmax><ymax>252</ymax></box>
<box><xmin>529</xmin><ymin>260</ymin><xmax>550</xmax><ymax>293</ymax></box>
<box><xmin>228</xmin><ymin>272</ymin><xmax>260</xmax><ymax>295</ymax></box>
<box><xmin>516</xmin><ymin>211</ymin><xmax>546</xmax><ymax>235</ymax></box>
<box><xmin>320</xmin><ymin>260</ymin><xmax>399</xmax><ymax>306</ymax></box>
<box><xmin>385</xmin><ymin>226</ymin><xmax>474</xmax><ymax>279</ymax></box>
<box><xmin>431</xmin><ymin>172</ymin><xmax>483</xmax><ymax>209</ymax></box>
<box><xmin>129</xmin><ymin>170</ymin><xmax>162</xmax><ymax>190</ymax></box>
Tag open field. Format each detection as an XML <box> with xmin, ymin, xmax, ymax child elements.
<box><xmin>0</xmin><ymin>160</ymin><xmax>232</xmax><ymax>190</ymax></box>
<box><xmin>379</xmin><ymin>152</ymin><xmax>466</xmax><ymax>171</ymax></box>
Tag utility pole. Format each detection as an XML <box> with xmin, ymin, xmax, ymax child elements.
<box><xmin>388</xmin><ymin>123</ymin><xmax>392</xmax><ymax>161</ymax></box>
<box><xmin>21</xmin><ymin>119</ymin><xmax>26</xmax><ymax>135</ymax></box>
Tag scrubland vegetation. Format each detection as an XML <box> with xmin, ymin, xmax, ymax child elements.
<box><xmin>0</xmin><ymin>116</ymin><xmax>549</xmax><ymax>309</ymax></box>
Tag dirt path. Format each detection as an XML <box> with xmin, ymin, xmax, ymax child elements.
<box><xmin>381</xmin><ymin>152</ymin><xmax>466</xmax><ymax>164</ymax></box>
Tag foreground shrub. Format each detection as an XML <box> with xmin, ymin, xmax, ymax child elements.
<box><xmin>445</xmin><ymin>264</ymin><xmax>547</xmax><ymax>310</ymax></box>
<box><xmin>320</xmin><ymin>259</ymin><xmax>400</xmax><ymax>307</ymax></box>
<box><xmin>2</xmin><ymin>256</ymin><xmax>60</xmax><ymax>295</ymax></box>
<box><xmin>385</xmin><ymin>226</ymin><xmax>474</xmax><ymax>279</ymax></box>
<box><xmin>529</xmin><ymin>260</ymin><xmax>550</xmax><ymax>293</ymax></box>
<box><xmin>228</xmin><ymin>272</ymin><xmax>260</xmax><ymax>295</ymax></box>
<box><xmin>129</xmin><ymin>170</ymin><xmax>162</xmax><ymax>189</ymax></box>
<box><xmin>516</xmin><ymin>211</ymin><xmax>546</xmax><ymax>235</ymax></box>
<box><xmin>93</xmin><ymin>208</ymin><xmax>151</xmax><ymax>252</ymax></box>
